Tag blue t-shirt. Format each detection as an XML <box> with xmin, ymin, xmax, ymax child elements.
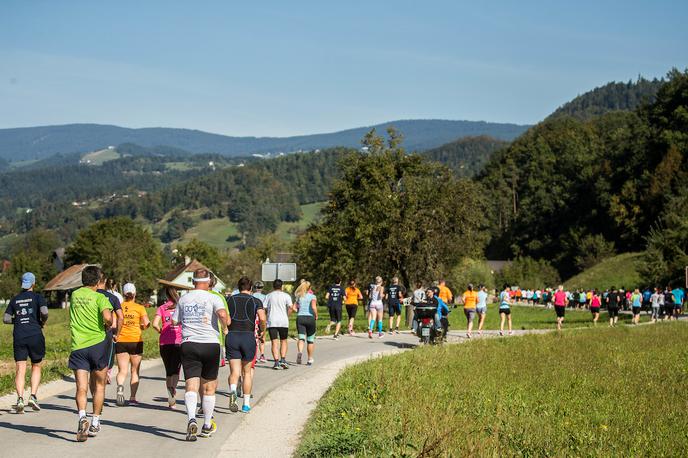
<box><xmin>5</xmin><ymin>291</ymin><xmax>47</xmax><ymax>339</ymax></box>
<box><xmin>253</xmin><ymin>292</ymin><xmax>267</xmax><ymax>304</ymax></box>
<box><xmin>672</xmin><ymin>288</ymin><xmax>685</xmax><ymax>306</ymax></box>
<box><xmin>327</xmin><ymin>285</ymin><xmax>345</xmax><ymax>307</ymax></box>
<box><xmin>499</xmin><ymin>291</ymin><xmax>510</xmax><ymax>310</ymax></box>
<box><xmin>297</xmin><ymin>293</ymin><xmax>317</xmax><ymax>317</ymax></box>
<box><xmin>477</xmin><ymin>290</ymin><xmax>488</xmax><ymax>308</ymax></box>
<box><xmin>631</xmin><ymin>293</ymin><xmax>642</xmax><ymax>308</ymax></box>
<box><xmin>97</xmin><ymin>288</ymin><xmax>122</xmax><ymax>312</ymax></box>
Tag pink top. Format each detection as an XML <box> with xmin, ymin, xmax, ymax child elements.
<box><xmin>157</xmin><ymin>301</ymin><xmax>182</xmax><ymax>346</ymax></box>
<box><xmin>591</xmin><ymin>296</ymin><xmax>601</xmax><ymax>308</ymax></box>
<box><xmin>554</xmin><ymin>290</ymin><xmax>567</xmax><ymax>306</ymax></box>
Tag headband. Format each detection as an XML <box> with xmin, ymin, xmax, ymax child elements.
<box><xmin>193</xmin><ymin>277</ymin><xmax>210</xmax><ymax>282</ymax></box>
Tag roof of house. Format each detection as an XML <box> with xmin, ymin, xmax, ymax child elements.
<box><xmin>43</xmin><ymin>264</ymin><xmax>97</xmax><ymax>291</ymax></box>
<box><xmin>164</xmin><ymin>259</ymin><xmax>211</xmax><ymax>282</ymax></box>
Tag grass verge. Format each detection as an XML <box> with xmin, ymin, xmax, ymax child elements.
<box><xmin>297</xmin><ymin>322</ymin><xmax>688</xmax><ymax>457</ymax></box>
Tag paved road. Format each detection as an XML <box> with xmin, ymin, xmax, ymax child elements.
<box><xmin>0</xmin><ymin>332</ymin><xmax>419</xmax><ymax>456</ymax></box>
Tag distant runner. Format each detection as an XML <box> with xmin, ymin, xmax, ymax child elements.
<box><xmin>252</xmin><ymin>282</ymin><xmax>267</xmax><ymax>362</ymax></box>
<box><xmin>476</xmin><ymin>285</ymin><xmax>488</xmax><ymax>336</ymax></box>
<box><xmin>173</xmin><ymin>268</ymin><xmax>229</xmax><ymax>441</ymax></box>
<box><xmin>650</xmin><ymin>287</ymin><xmax>662</xmax><ymax>323</ymax></box>
<box><xmin>438</xmin><ymin>280</ymin><xmax>453</xmax><ymax>307</ymax></box>
<box><xmin>367</xmin><ymin>277</ymin><xmax>385</xmax><ymax>338</ymax></box>
<box><xmin>606</xmin><ymin>286</ymin><xmax>621</xmax><ymax>327</ymax></box>
<box><xmin>294</xmin><ymin>280</ymin><xmax>318</xmax><ymax>363</ymax></box>
<box><xmin>264</xmin><ymin>279</ymin><xmax>292</xmax><ymax>370</ymax></box>
<box><xmin>462</xmin><ymin>284</ymin><xmax>478</xmax><ymax>338</ymax></box>
<box><xmin>152</xmin><ymin>283</ymin><xmax>183</xmax><ymax>408</ymax></box>
<box><xmin>325</xmin><ymin>279</ymin><xmax>345</xmax><ymax>339</ymax></box>
<box><xmin>344</xmin><ymin>280</ymin><xmax>363</xmax><ymax>336</ymax></box>
<box><xmin>3</xmin><ymin>272</ymin><xmax>49</xmax><ymax>414</ymax></box>
<box><xmin>631</xmin><ymin>288</ymin><xmax>642</xmax><ymax>325</ymax></box>
<box><xmin>499</xmin><ymin>285</ymin><xmax>512</xmax><ymax>336</ymax></box>
<box><xmin>385</xmin><ymin>277</ymin><xmax>405</xmax><ymax>335</ymax></box>
<box><xmin>115</xmin><ymin>283</ymin><xmax>150</xmax><ymax>407</ymax></box>
<box><xmin>67</xmin><ymin>266</ymin><xmax>113</xmax><ymax>442</ymax></box>
<box><xmin>671</xmin><ymin>285</ymin><xmax>684</xmax><ymax>319</ymax></box>
<box><xmin>590</xmin><ymin>290</ymin><xmax>601</xmax><ymax>325</ymax></box>
<box><xmin>96</xmin><ymin>277</ymin><xmax>122</xmax><ymax>386</ymax></box>
<box><xmin>553</xmin><ymin>285</ymin><xmax>567</xmax><ymax>330</ymax></box>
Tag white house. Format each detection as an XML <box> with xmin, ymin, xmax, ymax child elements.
<box><xmin>163</xmin><ymin>258</ymin><xmax>226</xmax><ymax>292</ymax></box>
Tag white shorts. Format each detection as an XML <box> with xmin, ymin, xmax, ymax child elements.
<box><xmin>370</xmin><ymin>300</ymin><xmax>384</xmax><ymax>312</ymax></box>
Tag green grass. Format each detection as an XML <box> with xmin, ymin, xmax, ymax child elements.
<box><xmin>0</xmin><ymin>233</ymin><xmax>20</xmax><ymax>257</ymax></box>
<box><xmin>297</xmin><ymin>322</ymin><xmax>688</xmax><ymax>457</ymax></box>
<box><xmin>565</xmin><ymin>252</ymin><xmax>644</xmax><ymax>291</ymax></box>
<box><xmin>8</xmin><ymin>159</ymin><xmax>39</xmax><ymax>169</ymax></box>
<box><xmin>81</xmin><ymin>148</ymin><xmax>120</xmax><ymax>165</ymax></box>
<box><xmin>179</xmin><ymin>217</ymin><xmax>241</xmax><ymax>250</ymax></box>
<box><xmin>274</xmin><ymin>202</ymin><xmax>325</xmax><ymax>241</ymax></box>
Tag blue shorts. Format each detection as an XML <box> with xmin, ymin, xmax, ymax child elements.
<box><xmin>14</xmin><ymin>334</ymin><xmax>46</xmax><ymax>363</ymax></box>
<box><xmin>69</xmin><ymin>339</ymin><xmax>109</xmax><ymax>372</ymax></box>
<box><xmin>226</xmin><ymin>332</ymin><xmax>257</xmax><ymax>362</ymax></box>
<box><xmin>476</xmin><ymin>306</ymin><xmax>487</xmax><ymax>314</ymax></box>
<box><xmin>388</xmin><ymin>301</ymin><xmax>402</xmax><ymax>316</ymax></box>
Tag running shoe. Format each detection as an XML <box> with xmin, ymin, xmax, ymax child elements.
<box><xmin>348</xmin><ymin>327</ymin><xmax>353</xmax><ymax>336</ymax></box>
<box><xmin>395</xmin><ymin>328</ymin><xmax>400</xmax><ymax>334</ymax></box>
<box><xmin>76</xmin><ymin>416</ymin><xmax>89</xmax><ymax>442</ymax></box>
<box><xmin>13</xmin><ymin>397</ymin><xmax>24</xmax><ymax>414</ymax></box>
<box><xmin>228</xmin><ymin>391</ymin><xmax>239</xmax><ymax>413</ymax></box>
<box><xmin>241</xmin><ymin>405</ymin><xmax>251</xmax><ymax>413</ymax></box>
<box><xmin>128</xmin><ymin>399</ymin><xmax>139</xmax><ymax>407</ymax></box>
<box><xmin>499</xmin><ymin>331</ymin><xmax>504</xmax><ymax>336</ymax></box>
<box><xmin>199</xmin><ymin>419</ymin><xmax>217</xmax><ymax>438</ymax></box>
<box><xmin>388</xmin><ymin>331</ymin><xmax>393</xmax><ymax>335</ymax></box>
<box><xmin>116</xmin><ymin>385</ymin><xmax>125</xmax><ymax>407</ymax></box>
<box><xmin>88</xmin><ymin>424</ymin><xmax>100</xmax><ymax>437</ymax></box>
<box><xmin>28</xmin><ymin>395</ymin><xmax>40</xmax><ymax>411</ymax></box>
<box><xmin>167</xmin><ymin>387</ymin><xmax>176</xmax><ymax>408</ymax></box>
<box><xmin>306</xmin><ymin>359</ymin><xmax>314</xmax><ymax>366</ymax></box>
<box><xmin>325</xmin><ymin>324</ymin><xmax>331</xmax><ymax>334</ymax></box>
<box><xmin>466</xmin><ymin>333</ymin><xmax>472</xmax><ymax>339</ymax></box>
<box><xmin>186</xmin><ymin>418</ymin><xmax>198</xmax><ymax>442</ymax></box>
<box><xmin>368</xmin><ymin>330</ymin><xmax>373</xmax><ymax>339</ymax></box>
<box><xmin>378</xmin><ymin>332</ymin><xmax>384</xmax><ymax>338</ymax></box>
<box><xmin>280</xmin><ymin>359</ymin><xmax>289</xmax><ymax>369</ymax></box>
<box><xmin>258</xmin><ymin>354</ymin><xmax>267</xmax><ymax>363</ymax></box>
<box><xmin>333</xmin><ymin>334</ymin><xmax>339</xmax><ymax>340</ymax></box>
<box><xmin>296</xmin><ymin>353</ymin><xmax>303</xmax><ymax>365</ymax></box>
<box><xmin>508</xmin><ymin>331</ymin><xmax>513</xmax><ymax>336</ymax></box>
<box><xmin>273</xmin><ymin>361</ymin><xmax>282</xmax><ymax>370</ymax></box>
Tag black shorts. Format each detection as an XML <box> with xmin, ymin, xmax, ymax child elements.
<box><xmin>160</xmin><ymin>344</ymin><xmax>182</xmax><ymax>377</ymax></box>
<box><xmin>14</xmin><ymin>334</ymin><xmax>46</xmax><ymax>363</ymax></box>
<box><xmin>664</xmin><ymin>305</ymin><xmax>674</xmax><ymax>315</ymax></box>
<box><xmin>499</xmin><ymin>308</ymin><xmax>511</xmax><ymax>316</ymax></box>
<box><xmin>590</xmin><ymin>307</ymin><xmax>600</xmax><ymax>314</ymax></box>
<box><xmin>69</xmin><ymin>338</ymin><xmax>109</xmax><ymax>372</ymax></box>
<box><xmin>226</xmin><ymin>332</ymin><xmax>257</xmax><ymax>362</ymax></box>
<box><xmin>115</xmin><ymin>341</ymin><xmax>144</xmax><ymax>355</ymax></box>
<box><xmin>328</xmin><ymin>305</ymin><xmax>343</xmax><ymax>322</ymax></box>
<box><xmin>632</xmin><ymin>307</ymin><xmax>641</xmax><ymax>316</ymax></box>
<box><xmin>608</xmin><ymin>307</ymin><xmax>619</xmax><ymax>318</ymax></box>
<box><xmin>181</xmin><ymin>342</ymin><xmax>221</xmax><ymax>381</ymax></box>
<box><xmin>345</xmin><ymin>305</ymin><xmax>358</xmax><ymax>319</ymax></box>
<box><xmin>554</xmin><ymin>306</ymin><xmax>566</xmax><ymax>318</ymax></box>
<box><xmin>296</xmin><ymin>315</ymin><xmax>316</xmax><ymax>339</ymax></box>
<box><xmin>268</xmin><ymin>327</ymin><xmax>289</xmax><ymax>340</ymax></box>
<box><xmin>388</xmin><ymin>301</ymin><xmax>402</xmax><ymax>316</ymax></box>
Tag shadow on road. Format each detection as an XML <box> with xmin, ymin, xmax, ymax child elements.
<box><xmin>101</xmin><ymin>419</ymin><xmax>186</xmax><ymax>441</ymax></box>
<box><xmin>0</xmin><ymin>421</ymin><xmax>77</xmax><ymax>443</ymax></box>
<box><xmin>383</xmin><ymin>341</ymin><xmax>417</xmax><ymax>349</ymax></box>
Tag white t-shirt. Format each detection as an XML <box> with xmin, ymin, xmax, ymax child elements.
<box><xmin>264</xmin><ymin>290</ymin><xmax>293</xmax><ymax>328</ymax></box>
<box><xmin>172</xmin><ymin>289</ymin><xmax>225</xmax><ymax>344</ymax></box>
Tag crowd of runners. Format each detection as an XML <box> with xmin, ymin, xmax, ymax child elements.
<box><xmin>2</xmin><ymin>267</ymin><xmax>686</xmax><ymax>443</ymax></box>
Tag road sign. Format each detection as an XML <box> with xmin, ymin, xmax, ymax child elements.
<box><xmin>262</xmin><ymin>262</ymin><xmax>297</xmax><ymax>282</ymax></box>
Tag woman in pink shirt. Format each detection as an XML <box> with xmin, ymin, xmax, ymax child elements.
<box><xmin>152</xmin><ymin>286</ymin><xmax>182</xmax><ymax>408</ymax></box>
<box><xmin>590</xmin><ymin>290</ymin><xmax>601</xmax><ymax>325</ymax></box>
<box><xmin>553</xmin><ymin>285</ymin><xmax>568</xmax><ymax>331</ymax></box>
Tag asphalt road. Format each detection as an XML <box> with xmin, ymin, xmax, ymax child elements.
<box><xmin>0</xmin><ymin>332</ymin><xmax>419</xmax><ymax>457</ymax></box>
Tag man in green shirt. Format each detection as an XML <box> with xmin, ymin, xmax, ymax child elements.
<box><xmin>68</xmin><ymin>266</ymin><xmax>113</xmax><ymax>442</ymax></box>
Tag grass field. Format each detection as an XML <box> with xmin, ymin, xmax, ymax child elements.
<box><xmin>297</xmin><ymin>322</ymin><xmax>688</xmax><ymax>457</ymax></box>
<box><xmin>179</xmin><ymin>217</ymin><xmax>241</xmax><ymax>249</ymax></box>
<box><xmin>274</xmin><ymin>202</ymin><xmax>325</xmax><ymax>242</ymax></box>
<box><xmin>80</xmin><ymin>148</ymin><xmax>120</xmax><ymax>165</ymax></box>
<box><xmin>564</xmin><ymin>252</ymin><xmax>644</xmax><ymax>291</ymax></box>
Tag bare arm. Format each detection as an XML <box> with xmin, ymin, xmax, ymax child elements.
<box><xmin>115</xmin><ymin>309</ymin><xmax>124</xmax><ymax>339</ymax></box>
<box><xmin>102</xmin><ymin>309</ymin><xmax>113</xmax><ymax>328</ymax></box>
<box><xmin>3</xmin><ymin>313</ymin><xmax>12</xmax><ymax>324</ymax></box>
<box><xmin>257</xmin><ymin>308</ymin><xmax>267</xmax><ymax>335</ymax></box>
<box><xmin>40</xmin><ymin>305</ymin><xmax>49</xmax><ymax>324</ymax></box>
<box><xmin>152</xmin><ymin>315</ymin><xmax>163</xmax><ymax>333</ymax></box>
<box><xmin>311</xmin><ymin>298</ymin><xmax>318</xmax><ymax>320</ymax></box>
<box><xmin>140</xmin><ymin>310</ymin><xmax>151</xmax><ymax>330</ymax></box>
<box><xmin>216</xmin><ymin>308</ymin><xmax>230</xmax><ymax>333</ymax></box>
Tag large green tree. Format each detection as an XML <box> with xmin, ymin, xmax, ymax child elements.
<box><xmin>0</xmin><ymin>229</ymin><xmax>61</xmax><ymax>299</ymax></box>
<box><xmin>295</xmin><ymin>128</ymin><xmax>489</xmax><ymax>288</ymax></box>
<box><xmin>65</xmin><ymin>217</ymin><xmax>165</xmax><ymax>293</ymax></box>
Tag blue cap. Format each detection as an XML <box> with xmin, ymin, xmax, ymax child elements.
<box><xmin>21</xmin><ymin>272</ymin><xmax>36</xmax><ymax>289</ymax></box>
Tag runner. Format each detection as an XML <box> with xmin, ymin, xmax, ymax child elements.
<box><xmin>476</xmin><ymin>285</ymin><xmax>488</xmax><ymax>336</ymax></box>
<box><xmin>252</xmin><ymin>282</ymin><xmax>268</xmax><ymax>362</ymax></box>
<box><xmin>590</xmin><ymin>290</ymin><xmax>601</xmax><ymax>325</ymax></box>
<box><xmin>3</xmin><ymin>272</ymin><xmax>49</xmax><ymax>413</ymax></box>
<box><xmin>631</xmin><ymin>288</ymin><xmax>642</xmax><ymax>324</ymax></box>
<box><xmin>264</xmin><ymin>279</ymin><xmax>293</xmax><ymax>370</ymax></box>
<box><xmin>226</xmin><ymin>277</ymin><xmax>266</xmax><ymax>414</ymax></box>
<box><xmin>173</xmin><ymin>268</ymin><xmax>229</xmax><ymax>441</ymax></box>
<box><xmin>650</xmin><ymin>287</ymin><xmax>662</xmax><ymax>323</ymax></box>
<box><xmin>498</xmin><ymin>285</ymin><xmax>512</xmax><ymax>336</ymax></box>
<box><xmin>438</xmin><ymin>279</ymin><xmax>453</xmax><ymax>308</ymax></box>
<box><xmin>461</xmin><ymin>284</ymin><xmax>478</xmax><ymax>338</ymax></box>
<box><xmin>663</xmin><ymin>287</ymin><xmax>674</xmax><ymax>320</ymax></box>
<box><xmin>152</xmin><ymin>283</ymin><xmax>184</xmax><ymax>408</ymax></box>
<box><xmin>385</xmin><ymin>277</ymin><xmax>405</xmax><ymax>335</ymax></box>
<box><xmin>606</xmin><ymin>286</ymin><xmax>621</xmax><ymax>327</ymax></box>
<box><xmin>96</xmin><ymin>277</ymin><xmax>122</xmax><ymax>386</ymax></box>
<box><xmin>293</xmin><ymin>280</ymin><xmax>318</xmax><ymax>363</ymax></box>
<box><xmin>553</xmin><ymin>285</ymin><xmax>568</xmax><ymax>330</ymax></box>
<box><xmin>106</xmin><ymin>279</ymin><xmax>124</xmax><ymax>305</ymax></box>
<box><xmin>344</xmin><ymin>280</ymin><xmax>363</xmax><ymax>336</ymax></box>
<box><xmin>671</xmin><ymin>285</ymin><xmax>684</xmax><ymax>319</ymax></box>
<box><xmin>367</xmin><ymin>276</ymin><xmax>385</xmax><ymax>338</ymax></box>
<box><xmin>411</xmin><ymin>282</ymin><xmax>425</xmax><ymax>332</ymax></box>
<box><xmin>67</xmin><ymin>266</ymin><xmax>113</xmax><ymax>442</ymax></box>
<box><xmin>325</xmin><ymin>279</ymin><xmax>345</xmax><ymax>339</ymax></box>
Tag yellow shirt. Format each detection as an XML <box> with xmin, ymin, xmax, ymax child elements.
<box><xmin>345</xmin><ymin>287</ymin><xmax>362</xmax><ymax>305</ymax></box>
<box><xmin>439</xmin><ymin>285</ymin><xmax>453</xmax><ymax>304</ymax></box>
<box><xmin>118</xmin><ymin>300</ymin><xmax>147</xmax><ymax>343</ymax></box>
<box><xmin>463</xmin><ymin>290</ymin><xmax>478</xmax><ymax>309</ymax></box>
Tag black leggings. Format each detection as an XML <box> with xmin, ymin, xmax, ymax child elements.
<box><xmin>297</xmin><ymin>316</ymin><xmax>316</xmax><ymax>342</ymax></box>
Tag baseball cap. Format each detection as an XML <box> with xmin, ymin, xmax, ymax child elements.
<box><xmin>123</xmin><ymin>283</ymin><xmax>136</xmax><ymax>295</ymax></box>
<box><xmin>21</xmin><ymin>272</ymin><xmax>36</xmax><ymax>289</ymax></box>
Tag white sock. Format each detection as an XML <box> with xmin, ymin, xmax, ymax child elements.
<box><xmin>91</xmin><ymin>415</ymin><xmax>100</xmax><ymax>427</ymax></box>
<box><xmin>243</xmin><ymin>394</ymin><xmax>251</xmax><ymax>408</ymax></box>
<box><xmin>185</xmin><ymin>392</ymin><xmax>197</xmax><ymax>421</ymax></box>
<box><xmin>78</xmin><ymin>409</ymin><xmax>86</xmax><ymax>419</ymax></box>
<box><xmin>230</xmin><ymin>384</ymin><xmax>237</xmax><ymax>393</ymax></box>
<box><xmin>202</xmin><ymin>395</ymin><xmax>216</xmax><ymax>427</ymax></box>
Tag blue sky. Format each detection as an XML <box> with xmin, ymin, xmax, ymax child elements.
<box><xmin>1</xmin><ymin>1</ymin><xmax>686</xmax><ymax>136</ymax></box>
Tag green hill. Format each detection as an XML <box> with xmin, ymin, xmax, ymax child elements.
<box><xmin>421</xmin><ymin>135</ymin><xmax>509</xmax><ymax>177</ymax></box>
<box><xmin>564</xmin><ymin>252</ymin><xmax>644</xmax><ymax>290</ymax></box>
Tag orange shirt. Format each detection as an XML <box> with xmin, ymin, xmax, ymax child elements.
<box><xmin>344</xmin><ymin>287</ymin><xmax>363</xmax><ymax>305</ymax></box>
<box><xmin>463</xmin><ymin>290</ymin><xmax>478</xmax><ymax>309</ymax></box>
<box><xmin>439</xmin><ymin>285</ymin><xmax>453</xmax><ymax>304</ymax></box>
<box><xmin>118</xmin><ymin>300</ymin><xmax>147</xmax><ymax>343</ymax></box>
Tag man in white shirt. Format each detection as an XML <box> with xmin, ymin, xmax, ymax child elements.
<box><xmin>263</xmin><ymin>279</ymin><xmax>293</xmax><ymax>370</ymax></box>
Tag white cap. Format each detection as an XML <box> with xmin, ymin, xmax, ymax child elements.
<box><xmin>123</xmin><ymin>283</ymin><xmax>136</xmax><ymax>295</ymax></box>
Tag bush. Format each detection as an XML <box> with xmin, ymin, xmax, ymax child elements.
<box><xmin>448</xmin><ymin>258</ymin><xmax>495</xmax><ymax>292</ymax></box>
<box><xmin>497</xmin><ymin>256</ymin><xmax>560</xmax><ymax>289</ymax></box>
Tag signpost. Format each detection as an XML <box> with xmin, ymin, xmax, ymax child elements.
<box><xmin>261</xmin><ymin>262</ymin><xmax>297</xmax><ymax>282</ymax></box>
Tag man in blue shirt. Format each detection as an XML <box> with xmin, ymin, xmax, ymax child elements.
<box><xmin>3</xmin><ymin>272</ymin><xmax>49</xmax><ymax>413</ymax></box>
<box><xmin>671</xmin><ymin>286</ymin><xmax>685</xmax><ymax>318</ymax></box>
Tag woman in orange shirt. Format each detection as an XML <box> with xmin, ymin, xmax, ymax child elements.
<box><xmin>344</xmin><ymin>280</ymin><xmax>363</xmax><ymax>336</ymax></box>
<box><xmin>115</xmin><ymin>283</ymin><xmax>150</xmax><ymax>407</ymax></box>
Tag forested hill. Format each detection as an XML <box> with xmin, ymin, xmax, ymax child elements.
<box><xmin>421</xmin><ymin>136</ymin><xmax>509</xmax><ymax>177</ymax></box>
<box><xmin>547</xmin><ymin>77</ymin><xmax>664</xmax><ymax>121</ymax></box>
<box><xmin>0</xmin><ymin>119</ymin><xmax>529</xmax><ymax>161</ymax></box>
